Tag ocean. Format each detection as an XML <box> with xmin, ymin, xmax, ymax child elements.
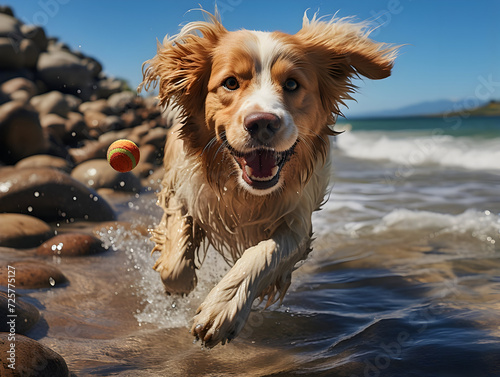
<box><xmin>23</xmin><ymin>116</ymin><xmax>500</xmax><ymax>376</ymax></box>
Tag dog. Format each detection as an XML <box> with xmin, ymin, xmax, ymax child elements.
<box><xmin>140</xmin><ymin>10</ymin><xmax>397</xmax><ymax>347</ymax></box>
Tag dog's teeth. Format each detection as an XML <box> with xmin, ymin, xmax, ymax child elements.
<box><xmin>270</xmin><ymin>166</ymin><xmax>278</xmax><ymax>177</ymax></box>
<box><xmin>245</xmin><ymin>165</ymin><xmax>253</xmax><ymax>178</ymax></box>
<box><xmin>244</xmin><ymin>165</ymin><xmax>279</xmax><ymax>181</ymax></box>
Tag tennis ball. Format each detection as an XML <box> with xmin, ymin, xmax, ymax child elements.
<box><xmin>107</xmin><ymin>139</ymin><xmax>140</xmax><ymax>173</ymax></box>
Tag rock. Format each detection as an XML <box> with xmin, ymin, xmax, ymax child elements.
<box><xmin>71</xmin><ymin>159</ymin><xmax>142</xmax><ymax>192</ymax></box>
<box><xmin>19</xmin><ymin>38</ymin><xmax>40</xmax><ymax>69</ymax></box>
<box><xmin>1</xmin><ymin>78</ymin><xmax>38</xmax><ymax>100</ymax></box>
<box><xmin>134</xmin><ymin>161</ymin><xmax>155</xmax><ymax>178</ymax></box>
<box><xmin>81</xmin><ymin>56</ymin><xmax>102</xmax><ymax>77</ymax></box>
<box><xmin>107</xmin><ymin>91</ymin><xmax>137</xmax><ymax>113</ymax></box>
<box><xmin>0</xmin><ymin>5</ymin><xmax>14</xmax><ymax>17</ymax></box>
<box><xmin>64</xmin><ymin>111</ymin><xmax>88</xmax><ymax>144</ymax></box>
<box><xmin>20</xmin><ymin>24</ymin><xmax>48</xmax><ymax>52</ymax></box>
<box><xmin>121</xmin><ymin>109</ymin><xmax>142</xmax><ymax>128</ymax></box>
<box><xmin>83</xmin><ymin>109</ymin><xmax>106</xmax><ymax>130</ymax></box>
<box><xmin>0</xmin><ymin>101</ymin><xmax>46</xmax><ymax>164</ymax></box>
<box><xmin>0</xmin><ymin>333</ymin><xmax>70</xmax><ymax>376</ymax></box>
<box><xmin>98</xmin><ymin>129</ymin><xmax>134</xmax><ymax>147</ymax></box>
<box><xmin>100</xmin><ymin>115</ymin><xmax>124</xmax><ymax>133</ymax></box>
<box><xmin>68</xmin><ymin>140</ymin><xmax>108</xmax><ymax>164</ymax></box>
<box><xmin>0</xmin><ymin>292</ymin><xmax>40</xmax><ymax>334</ymax></box>
<box><xmin>127</xmin><ymin>123</ymin><xmax>151</xmax><ymax>140</ymax></box>
<box><xmin>0</xmin><ymin>37</ymin><xmax>23</xmax><ymax>70</ymax></box>
<box><xmin>36</xmin><ymin>233</ymin><xmax>108</xmax><ymax>257</ymax></box>
<box><xmin>40</xmin><ymin>113</ymin><xmax>66</xmax><ymax>140</ymax></box>
<box><xmin>94</xmin><ymin>77</ymin><xmax>124</xmax><ymax>99</ymax></box>
<box><xmin>141</xmin><ymin>127</ymin><xmax>166</xmax><ymax>149</ymax></box>
<box><xmin>0</xmin><ymin>13</ymin><xmax>21</xmax><ymax>38</ymax></box>
<box><xmin>36</xmin><ymin>50</ymin><xmax>94</xmax><ymax>99</ymax></box>
<box><xmin>0</xmin><ymin>167</ymin><xmax>116</xmax><ymax>222</ymax></box>
<box><xmin>0</xmin><ymin>260</ymin><xmax>67</xmax><ymax>289</ymax></box>
<box><xmin>15</xmin><ymin>154</ymin><xmax>73</xmax><ymax>173</ymax></box>
<box><xmin>63</xmin><ymin>94</ymin><xmax>81</xmax><ymax>112</ymax></box>
<box><xmin>79</xmin><ymin>98</ymin><xmax>111</xmax><ymax>115</ymax></box>
<box><xmin>30</xmin><ymin>91</ymin><xmax>70</xmax><ymax>117</ymax></box>
<box><xmin>139</xmin><ymin>143</ymin><xmax>162</xmax><ymax>165</ymax></box>
<box><xmin>0</xmin><ymin>69</ymin><xmax>35</xmax><ymax>86</ymax></box>
<box><xmin>0</xmin><ymin>213</ymin><xmax>53</xmax><ymax>248</ymax></box>
<box><xmin>0</xmin><ymin>91</ymin><xmax>9</xmax><ymax>106</ymax></box>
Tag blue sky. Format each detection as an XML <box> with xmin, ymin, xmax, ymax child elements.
<box><xmin>5</xmin><ymin>0</ymin><xmax>500</xmax><ymax>117</ymax></box>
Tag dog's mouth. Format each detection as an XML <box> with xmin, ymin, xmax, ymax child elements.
<box><xmin>226</xmin><ymin>144</ymin><xmax>295</xmax><ymax>190</ymax></box>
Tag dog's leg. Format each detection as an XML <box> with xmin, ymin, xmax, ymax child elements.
<box><xmin>151</xmin><ymin>195</ymin><xmax>205</xmax><ymax>295</ymax></box>
<box><xmin>191</xmin><ymin>227</ymin><xmax>311</xmax><ymax>347</ymax></box>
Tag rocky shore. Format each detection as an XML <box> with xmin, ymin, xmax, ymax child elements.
<box><xmin>0</xmin><ymin>6</ymin><xmax>167</xmax><ymax>376</ymax></box>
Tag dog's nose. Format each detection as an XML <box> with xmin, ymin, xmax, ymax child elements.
<box><xmin>244</xmin><ymin>113</ymin><xmax>281</xmax><ymax>144</ymax></box>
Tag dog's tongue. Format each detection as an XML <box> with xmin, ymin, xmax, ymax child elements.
<box><xmin>243</xmin><ymin>150</ymin><xmax>276</xmax><ymax>178</ymax></box>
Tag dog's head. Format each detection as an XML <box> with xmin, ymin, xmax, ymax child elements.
<box><xmin>141</xmin><ymin>11</ymin><xmax>397</xmax><ymax>196</ymax></box>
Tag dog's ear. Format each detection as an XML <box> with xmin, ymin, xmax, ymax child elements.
<box><xmin>296</xmin><ymin>14</ymin><xmax>399</xmax><ymax>116</ymax></box>
<box><xmin>139</xmin><ymin>11</ymin><xmax>227</xmax><ymax>115</ymax></box>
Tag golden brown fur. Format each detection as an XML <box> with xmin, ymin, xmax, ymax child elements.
<box><xmin>140</xmin><ymin>10</ymin><xmax>397</xmax><ymax>347</ymax></box>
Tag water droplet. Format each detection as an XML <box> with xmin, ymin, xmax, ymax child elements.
<box><xmin>34</xmin><ymin>191</ymin><xmax>40</xmax><ymax>197</ymax></box>
<box><xmin>71</xmin><ymin>132</ymin><xmax>76</xmax><ymax>137</ymax></box>
<box><xmin>49</xmin><ymin>277</ymin><xmax>55</xmax><ymax>286</ymax></box>
<box><xmin>485</xmin><ymin>210</ymin><xmax>491</xmax><ymax>216</ymax></box>
<box><xmin>77</xmin><ymin>89</ymin><xmax>81</xmax><ymax>94</ymax></box>
<box><xmin>120</xmin><ymin>181</ymin><xmax>125</xmax><ymax>187</ymax></box>
<box><xmin>27</xmin><ymin>206</ymin><xmax>33</xmax><ymax>212</ymax></box>
<box><xmin>73</xmin><ymin>196</ymin><xmax>77</xmax><ymax>201</ymax></box>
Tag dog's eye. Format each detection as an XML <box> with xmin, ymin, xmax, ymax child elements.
<box><xmin>223</xmin><ymin>77</ymin><xmax>239</xmax><ymax>91</ymax></box>
<box><xmin>284</xmin><ymin>79</ymin><xmax>299</xmax><ymax>92</ymax></box>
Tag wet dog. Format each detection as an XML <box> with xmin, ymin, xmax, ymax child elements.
<box><xmin>141</xmin><ymin>10</ymin><xmax>397</xmax><ymax>347</ymax></box>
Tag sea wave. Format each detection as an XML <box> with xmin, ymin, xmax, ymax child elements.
<box><xmin>336</xmin><ymin>131</ymin><xmax>500</xmax><ymax>171</ymax></box>
<box><xmin>373</xmin><ymin>208</ymin><xmax>500</xmax><ymax>239</ymax></box>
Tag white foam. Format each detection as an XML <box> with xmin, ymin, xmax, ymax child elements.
<box><xmin>373</xmin><ymin>208</ymin><xmax>500</xmax><ymax>243</ymax></box>
<box><xmin>336</xmin><ymin>131</ymin><xmax>500</xmax><ymax>171</ymax></box>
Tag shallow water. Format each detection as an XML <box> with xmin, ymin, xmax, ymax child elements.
<box><xmin>4</xmin><ymin>117</ymin><xmax>500</xmax><ymax>376</ymax></box>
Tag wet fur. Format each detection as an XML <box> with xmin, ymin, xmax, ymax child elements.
<box><xmin>140</xmin><ymin>10</ymin><xmax>397</xmax><ymax>347</ymax></box>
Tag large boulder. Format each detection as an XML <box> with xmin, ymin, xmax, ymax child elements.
<box><xmin>0</xmin><ymin>101</ymin><xmax>46</xmax><ymax>164</ymax></box>
<box><xmin>0</xmin><ymin>292</ymin><xmax>40</xmax><ymax>334</ymax></box>
<box><xmin>0</xmin><ymin>213</ymin><xmax>53</xmax><ymax>248</ymax></box>
<box><xmin>36</xmin><ymin>50</ymin><xmax>94</xmax><ymax>99</ymax></box>
<box><xmin>0</xmin><ymin>333</ymin><xmax>70</xmax><ymax>376</ymax></box>
<box><xmin>0</xmin><ymin>167</ymin><xmax>116</xmax><ymax>222</ymax></box>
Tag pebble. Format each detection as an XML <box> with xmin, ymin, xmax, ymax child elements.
<box><xmin>0</xmin><ymin>333</ymin><xmax>70</xmax><ymax>377</ymax></box>
<box><xmin>71</xmin><ymin>159</ymin><xmax>142</xmax><ymax>192</ymax></box>
<box><xmin>0</xmin><ymin>213</ymin><xmax>53</xmax><ymax>248</ymax></box>
<box><xmin>0</xmin><ymin>77</ymin><xmax>38</xmax><ymax>101</ymax></box>
<box><xmin>0</xmin><ymin>260</ymin><xmax>67</xmax><ymax>289</ymax></box>
<box><xmin>30</xmin><ymin>90</ymin><xmax>72</xmax><ymax>117</ymax></box>
<box><xmin>0</xmin><ymin>167</ymin><xmax>116</xmax><ymax>222</ymax></box>
<box><xmin>0</xmin><ymin>291</ymin><xmax>40</xmax><ymax>334</ymax></box>
<box><xmin>36</xmin><ymin>233</ymin><xmax>108</xmax><ymax>257</ymax></box>
<box><xmin>15</xmin><ymin>154</ymin><xmax>73</xmax><ymax>173</ymax></box>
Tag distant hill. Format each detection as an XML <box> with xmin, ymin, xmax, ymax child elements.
<box><xmin>431</xmin><ymin>100</ymin><xmax>500</xmax><ymax>117</ymax></box>
<box><xmin>350</xmin><ymin>99</ymin><xmax>500</xmax><ymax>118</ymax></box>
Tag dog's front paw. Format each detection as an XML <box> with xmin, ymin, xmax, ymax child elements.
<box><xmin>191</xmin><ymin>293</ymin><xmax>248</xmax><ymax>348</ymax></box>
<box><xmin>153</xmin><ymin>253</ymin><xmax>197</xmax><ymax>296</ymax></box>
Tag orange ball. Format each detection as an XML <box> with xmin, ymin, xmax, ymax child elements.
<box><xmin>107</xmin><ymin>139</ymin><xmax>140</xmax><ymax>173</ymax></box>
